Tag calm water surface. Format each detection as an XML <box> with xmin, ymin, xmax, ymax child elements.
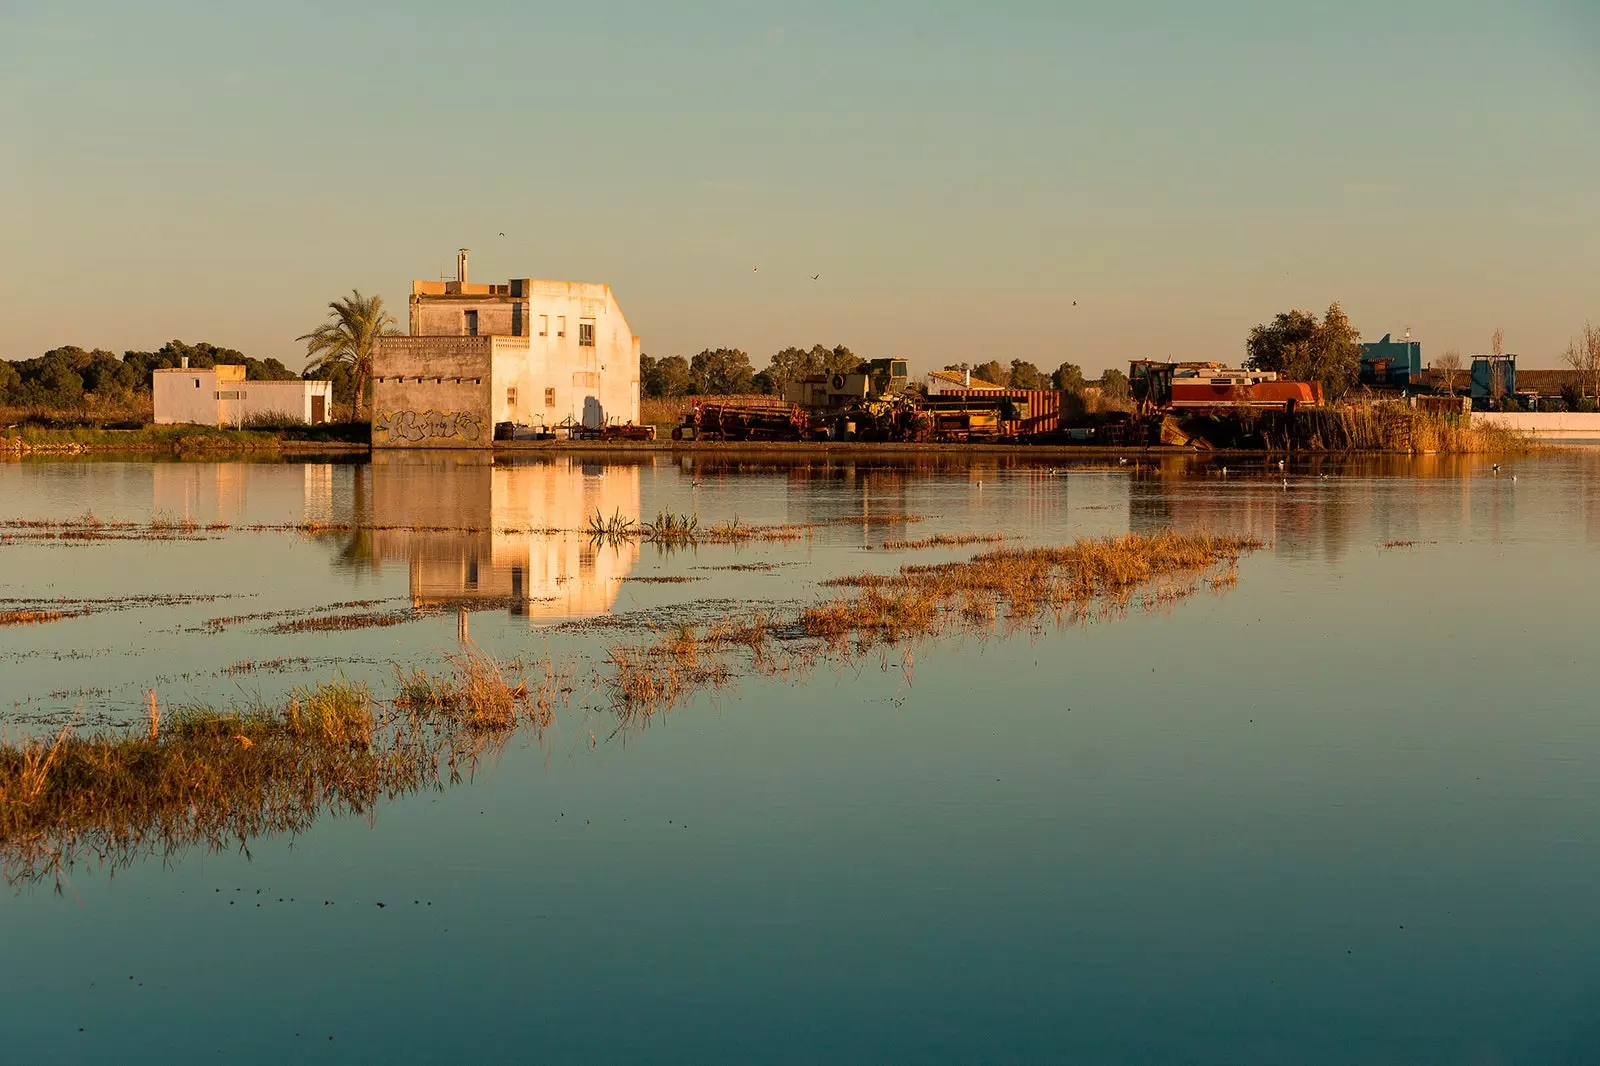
<box><xmin>4</xmin><ymin>450</ymin><xmax>1600</xmax><ymax>1064</ymax></box>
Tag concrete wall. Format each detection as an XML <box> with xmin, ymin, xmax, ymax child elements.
<box><xmin>1475</xmin><ymin>412</ymin><xmax>1600</xmax><ymax>440</ymax></box>
<box><xmin>493</xmin><ymin>282</ymin><xmax>640</xmax><ymax>429</ymax></box>
<box><xmin>371</xmin><ymin>337</ymin><xmax>495</xmax><ymax>448</ymax></box>
<box><xmin>153</xmin><ymin>369</ymin><xmax>223</xmax><ymax>425</ymax></box>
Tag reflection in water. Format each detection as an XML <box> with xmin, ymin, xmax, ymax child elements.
<box><xmin>364</xmin><ymin>453</ymin><xmax>639</xmax><ymax>622</ymax></box>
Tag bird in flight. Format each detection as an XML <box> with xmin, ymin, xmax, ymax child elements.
<box><xmin>499</xmin><ymin>232</ymin><xmax>506</xmax><ymax>236</ymax></box>
<box><xmin>1072</xmin><ymin>300</ymin><xmax>1078</xmax><ymax>306</ymax></box>
<box><xmin>811</xmin><ymin>274</ymin><xmax>821</xmax><ymax>281</ymax></box>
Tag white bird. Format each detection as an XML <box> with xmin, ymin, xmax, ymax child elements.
<box><xmin>1277</xmin><ymin>459</ymin><xmax>1285</xmax><ymax>471</ymax></box>
<box><xmin>1491</xmin><ymin>463</ymin><xmax>1500</xmax><ymax>474</ymax></box>
<box><xmin>1282</xmin><ymin>478</ymin><xmax>1288</xmax><ymax>488</ymax></box>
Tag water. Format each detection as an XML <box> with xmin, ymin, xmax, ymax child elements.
<box><xmin>4</xmin><ymin>450</ymin><xmax>1600</xmax><ymax>1063</ymax></box>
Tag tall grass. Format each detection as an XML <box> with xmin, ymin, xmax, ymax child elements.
<box><xmin>1260</xmin><ymin>406</ymin><xmax>1530</xmax><ymax>454</ymax></box>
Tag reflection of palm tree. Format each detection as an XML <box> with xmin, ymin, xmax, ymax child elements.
<box><xmin>328</xmin><ymin>463</ymin><xmax>377</xmax><ymax>571</ymax></box>
<box><xmin>296</xmin><ymin>291</ymin><xmax>398</xmax><ymax>419</ymax></box>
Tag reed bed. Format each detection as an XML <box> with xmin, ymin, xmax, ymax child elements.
<box><xmin>1260</xmin><ymin>406</ymin><xmax>1531</xmax><ymax>454</ymax></box>
<box><xmin>0</xmin><ymin>646</ymin><xmax>562</xmax><ymax>886</ymax></box>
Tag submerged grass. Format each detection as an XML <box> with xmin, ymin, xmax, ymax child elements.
<box><xmin>0</xmin><ymin>646</ymin><xmax>565</xmax><ymax>887</ymax></box>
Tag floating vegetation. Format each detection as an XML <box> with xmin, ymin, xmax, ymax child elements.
<box><xmin>620</xmin><ymin>575</ymin><xmax>703</xmax><ymax>584</ymax></box>
<box><xmin>0</xmin><ymin>647</ymin><xmax>565</xmax><ymax>887</ymax></box>
<box><xmin>0</xmin><ymin>593</ymin><xmax>240</xmax><ymax>627</ymax></box>
<box><xmin>879</xmin><ymin>533</ymin><xmax>1006</xmax><ymax>551</ymax></box>
<box><xmin>202</xmin><ymin>599</ymin><xmax>399</xmax><ymax>632</ymax></box>
<box><xmin>1380</xmin><ymin>540</ymin><xmax>1419</xmax><ymax>549</ymax></box>
<box><xmin>0</xmin><ymin>609</ymin><xmax>85</xmax><ymax>627</ymax></box>
<box><xmin>265</xmin><ymin>598</ymin><xmax>526</xmax><ymax>634</ymax></box>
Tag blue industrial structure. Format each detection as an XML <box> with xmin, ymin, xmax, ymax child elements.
<box><xmin>1471</xmin><ymin>355</ymin><xmax>1516</xmax><ymax>406</ymax></box>
<box><xmin>1360</xmin><ymin>333</ymin><xmax>1423</xmax><ymax>386</ymax></box>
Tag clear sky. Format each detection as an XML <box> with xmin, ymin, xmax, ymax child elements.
<box><xmin>4</xmin><ymin>0</ymin><xmax>1598</xmax><ymax>375</ymax></box>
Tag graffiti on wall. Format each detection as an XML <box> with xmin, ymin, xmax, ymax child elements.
<box><xmin>373</xmin><ymin>410</ymin><xmax>486</xmax><ymax>445</ymax></box>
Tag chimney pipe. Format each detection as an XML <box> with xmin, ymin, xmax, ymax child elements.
<box><xmin>457</xmin><ymin>248</ymin><xmax>469</xmax><ymax>284</ymax></box>
<box><xmin>181</xmin><ymin>356</ymin><xmax>189</xmax><ymax>369</ymax></box>
<box><xmin>963</xmin><ymin>368</ymin><xmax>970</xmax><ymax>387</ymax></box>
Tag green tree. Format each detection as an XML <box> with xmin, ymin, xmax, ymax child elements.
<box><xmin>0</xmin><ymin>361</ymin><xmax>20</xmax><ymax>400</ymax></box>
<box><xmin>1009</xmin><ymin>359</ymin><xmax>1047</xmax><ymax>389</ymax></box>
<box><xmin>1099</xmin><ymin>368</ymin><xmax>1130</xmax><ymax>399</ymax></box>
<box><xmin>1051</xmin><ymin>361</ymin><xmax>1086</xmax><ymax>392</ymax></box>
<box><xmin>765</xmin><ymin>346</ymin><xmax>816</xmax><ymax>392</ymax></box>
<box><xmin>819</xmin><ymin>344</ymin><xmax>860</xmax><ymax>375</ymax></box>
<box><xmin>1245</xmin><ymin>302</ymin><xmax>1362</xmax><ymax>400</ymax></box>
<box><xmin>689</xmin><ymin>348</ymin><xmax>755</xmax><ymax>394</ymax></box>
<box><xmin>656</xmin><ymin>355</ymin><xmax>694</xmax><ymax>396</ymax></box>
<box><xmin>973</xmin><ymin>360</ymin><xmax>1007</xmax><ymax>388</ymax></box>
<box><xmin>296</xmin><ymin>291</ymin><xmax>398</xmax><ymax>418</ymax></box>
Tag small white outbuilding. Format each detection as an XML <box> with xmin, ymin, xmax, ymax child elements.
<box><xmin>153</xmin><ymin>362</ymin><xmax>332</xmax><ymax>427</ymax></box>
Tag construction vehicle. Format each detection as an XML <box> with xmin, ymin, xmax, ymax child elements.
<box><xmin>673</xmin><ymin>400</ymin><xmax>808</xmax><ymax>442</ymax></box>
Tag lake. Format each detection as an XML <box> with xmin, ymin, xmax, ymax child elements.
<box><xmin>4</xmin><ymin>449</ymin><xmax>1600</xmax><ymax>1064</ymax></box>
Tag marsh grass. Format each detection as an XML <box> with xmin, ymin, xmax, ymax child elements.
<box><xmin>0</xmin><ymin>647</ymin><xmax>565</xmax><ymax>887</ymax></box>
<box><xmin>601</xmin><ymin>531</ymin><xmax>1260</xmax><ymax>721</ymax></box>
<box><xmin>1261</xmin><ymin>406</ymin><xmax>1532</xmax><ymax>454</ymax></box>
<box><xmin>642</xmin><ymin>511</ymin><xmax>699</xmax><ymax>544</ymax></box>
<box><xmin>879</xmin><ymin>533</ymin><xmax>1006</xmax><ymax>551</ymax></box>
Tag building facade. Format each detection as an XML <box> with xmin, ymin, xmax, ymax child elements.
<box><xmin>371</xmin><ymin>250</ymin><xmax>641</xmax><ymax>449</ymax></box>
<box><xmin>153</xmin><ymin>363</ymin><xmax>332</xmax><ymax>426</ymax></box>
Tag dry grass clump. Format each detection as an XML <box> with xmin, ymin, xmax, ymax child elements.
<box><xmin>621</xmin><ymin>575</ymin><xmax>703</xmax><ymax>584</ymax></box>
<box><xmin>0</xmin><ymin>649</ymin><xmax>567</xmax><ymax>886</ymax></box>
<box><xmin>1381</xmin><ymin>539</ymin><xmax>1418</xmax><ymax>550</ymax></box>
<box><xmin>702</xmin><ymin>518</ymin><xmax>815</xmax><ymax>543</ymax></box>
<box><xmin>880</xmin><ymin>532</ymin><xmax>1005</xmax><ymax>551</ymax></box>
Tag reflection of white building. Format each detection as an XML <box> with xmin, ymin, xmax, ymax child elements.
<box><xmin>369</xmin><ymin>452</ymin><xmax>639</xmax><ymax>622</ymax></box>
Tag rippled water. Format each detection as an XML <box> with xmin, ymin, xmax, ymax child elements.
<box><xmin>4</xmin><ymin>449</ymin><xmax>1600</xmax><ymax>1063</ymax></box>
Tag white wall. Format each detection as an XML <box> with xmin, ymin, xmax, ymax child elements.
<box><xmin>153</xmin><ymin>369</ymin><xmax>222</xmax><ymax>425</ymax></box>
<box><xmin>1475</xmin><ymin>412</ymin><xmax>1600</xmax><ymax>440</ymax></box>
<box><xmin>490</xmin><ymin>281</ymin><xmax>641</xmax><ymax>429</ymax></box>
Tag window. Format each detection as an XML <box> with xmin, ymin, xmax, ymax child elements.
<box><xmin>557</xmin><ymin>315</ymin><xmax>566</xmax><ymax>338</ymax></box>
<box><xmin>507</xmin><ymin>387</ymin><xmax>518</xmax><ymax>407</ymax></box>
<box><xmin>194</xmin><ymin>379</ymin><xmax>201</xmax><ymax>389</ymax></box>
<box><xmin>579</xmin><ymin>320</ymin><xmax>595</xmax><ymax>347</ymax></box>
<box><xmin>465</xmin><ymin>310</ymin><xmax>479</xmax><ymax>336</ymax></box>
<box><xmin>544</xmin><ymin>387</ymin><xmax>556</xmax><ymax>408</ymax></box>
<box><xmin>539</xmin><ymin>314</ymin><xmax>548</xmax><ymax>337</ymax></box>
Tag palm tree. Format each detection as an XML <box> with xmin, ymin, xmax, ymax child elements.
<box><xmin>297</xmin><ymin>290</ymin><xmax>397</xmax><ymax>419</ymax></box>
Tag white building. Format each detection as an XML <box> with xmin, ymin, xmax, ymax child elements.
<box><xmin>153</xmin><ymin>362</ymin><xmax>332</xmax><ymax>426</ymax></box>
<box><xmin>370</xmin><ymin>249</ymin><xmax>641</xmax><ymax>448</ymax></box>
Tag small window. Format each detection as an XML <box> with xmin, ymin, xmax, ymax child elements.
<box><xmin>507</xmin><ymin>387</ymin><xmax>518</xmax><ymax>407</ymax></box>
<box><xmin>539</xmin><ymin>314</ymin><xmax>548</xmax><ymax>337</ymax></box>
<box><xmin>557</xmin><ymin>315</ymin><xmax>566</xmax><ymax>338</ymax></box>
<box><xmin>579</xmin><ymin>321</ymin><xmax>595</xmax><ymax>347</ymax></box>
<box><xmin>465</xmin><ymin>310</ymin><xmax>479</xmax><ymax>336</ymax></box>
<box><xmin>194</xmin><ymin>379</ymin><xmax>201</xmax><ymax>389</ymax></box>
<box><xmin>545</xmin><ymin>387</ymin><xmax>556</xmax><ymax>408</ymax></box>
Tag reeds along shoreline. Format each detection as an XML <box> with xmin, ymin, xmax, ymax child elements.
<box><xmin>1257</xmin><ymin>407</ymin><xmax>1530</xmax><ymax>454</ymax></box>
<box><xmin>0</xmin><ymin>646</ymin><xmax>562</xmax><ymax>887</ymax></box>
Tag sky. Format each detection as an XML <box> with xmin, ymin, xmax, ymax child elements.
<box><xmin>4</xmin><ymin>0</ymin><xmax>1598</xmax><ymax>376</ymax></box>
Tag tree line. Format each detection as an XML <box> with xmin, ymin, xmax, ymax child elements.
<box><xmin>642</xmin><ymin>346</ymin><xmax>1132</xmax><ymax>399</ymax></box>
